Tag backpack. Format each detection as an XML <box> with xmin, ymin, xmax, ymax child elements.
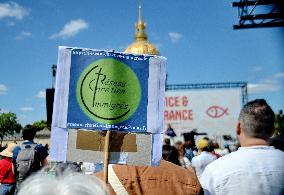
<box><xmin>15</xmin><ymin>143</ymin><xmax>37</xmax><ymax>182</ymax></box>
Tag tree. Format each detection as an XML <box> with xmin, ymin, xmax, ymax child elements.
<box><xmin>32</xmin><ymin>120</ymin><xmax>48</xmax><ymax>131</ymax></box>
<box><xmin>274</xmin><ymin>110</ymin><xmax>284</xmax><ymax>137</ymax></box>
<box><xmin>0</xmin><ymin>112</ymin><xmax>22</xmax><ymax>146</ymax></box>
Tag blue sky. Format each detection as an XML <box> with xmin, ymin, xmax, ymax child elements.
<box><xmin>0</xmin><ymin>0</ymin><xmax>283</xmax><ymax>125</ymax></box>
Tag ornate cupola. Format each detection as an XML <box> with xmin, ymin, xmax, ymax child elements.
<box><xmin>125</xmin><ymin>1</ymin><xmax>159</xmax><ymax>55</ymax></box>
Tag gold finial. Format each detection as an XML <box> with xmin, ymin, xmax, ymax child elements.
<box><xmin>124</xmin><ymin>0</ymin><xmax>159</xmax><ymax>55</ymax></box>
<box><xmin>138</xmin><ymin>0</ymin><xmax>142</xmax><ymax>25</ymax></box>
<box><xmin>135</xmin><ymin>0</ymin><xmax>147</xmax><ymax>41</ymax></box>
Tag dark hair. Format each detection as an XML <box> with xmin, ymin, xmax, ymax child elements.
<box><xmin>208</xmin><ymin>140</ymin><xmax>215</xmax><ymax>152</ymax></box>
<box><xmin>163</xmin><ymin>138</ymin><xmax>171</xmax><ymax>145</ymax></box>
<box><xmin>184</xmin><ymin>140</ymin><xmax>193</xmax><ymax>149</ymax></box>
<box><xmin>239</xmin><ymin>99</ymin><xmax>275</xmax><ymax>140</ymax></box>
<box><xmin>174</xmin><ymin>141</ymin><xmax>185</xmax><ymax>156</ymax></box>
<box><xmin>162</xmin><ymin>145</ymin><xmax>181</xmax><ymax>166</ymax></box>
<box><xmin>22</xmin><ymin>125</ymin><xmax>37</xmax><ymax>141</ymax></box>
<box><xmin>269</xmin><ymin>137</ymin><xmax>284</xmax><ymax>152</ymax></box>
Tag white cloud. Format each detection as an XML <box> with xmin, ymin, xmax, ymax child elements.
<box><xmin>49</xmin><ymin>19</ymin><xmax>88</xmax><ymax>39</ymax></box>
<box><xmin>252</xmin><ymin>66</ymin><xmax>263</xmax><ymax>72</ymax></box>
<box><xmin>169</xmin><ymin>32</ymin><xmax>183</xmax><ymax>43</ymax></box>
<box><xmin>248</xmin><ymin>82</ymin><xmax>281</xmax><ymax>94</ymax></box>
<box><xmin>0</xmin><ymin>108</ymin><xmax>9</xmax><ymax>113</ymax></box>
<box><xmin>36</xmin><ymin>90</ymin><xmax>46</xmax><ymax>99</ymax></box>
<box><xmin>15</xmin><ymin>31</ymin><xmax>32</xmax><ymax>40</ymax></box>
<box><xmin>0</xmin><ymin>84</ymin><xmax>8</xmax><ymax>94</ymax></box>
<box><xmin>273</xmin><ymin>72</ymin><xmax>284</xmax><ymax>79</ymax></box>
<box><xmin>0</xmin><ymin>2</ymin><xmax>29</xmax><ymax>20</ymax></box>
<box><xmin>20</xmin><ymin>107</ymin><xmax>33</xmax><ymax>111</ymax></box>
<box><xmin>248</xmin><ymin>71</ymin><xmax>284</xmax><ymax>94</ymax></box>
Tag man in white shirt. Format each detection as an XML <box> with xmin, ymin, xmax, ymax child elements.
<box><xmin>200</xmin><ymin>99</ymin><xmax>284</xmax><ymax>195</ymax></box>
<box><xmin>191</xmin><ymin>139</ymin><xmax>216</xmax><ymax>178</ymax></box>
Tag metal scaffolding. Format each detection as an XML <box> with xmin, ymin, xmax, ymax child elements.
<box><xmin>166</xmin><ymin>82</ymin><xmax>248</xmax><ymax>106</ymax></box>
<box><xmin>232</xmin><ymin>0</ymin><xmax>284</xmax><ymax>29</ymax></box>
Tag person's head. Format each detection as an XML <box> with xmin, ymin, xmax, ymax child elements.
<box><xmin>184</xmin><ymin>140</ymin><xmax>193</xmax><ymax>149</ymax></box>
<box><xmin>208</xmin><ymin>140</ymin><xmax>215</xmax><ymax>152</ymax></box>
<box><xmin>174</xmin><ymin>141</ymin><xmax>185</xmax><ymax>156</ymax></box>
<box><xmin>163</xmin><ymin>138</ymin><xmax>171</xmax><ymax>145</ymax></box>
<box><xmin>22</xmin><ymin>125</ymin><xmax>37</xmax><ymax>141</ymax></box>
<box><xmin>44</xmin><ymin>144</ymin><xmax>49</xmax><ymax>150</ymax></box>
<box><xmin>196</xmin><ymin>138</ymin><xmax>209</xmax><ymax>152</ymax></box>
<box><xmin>54</xmin><ymin>162</ymin><xmax>82</xmax><ymax>176</ymax></box>
<box><xmin>237</xmin><ymin>99</ymin><xmax>275</xmax><ymax>141</ymax></box>
<box><xmin>17</xmin><ymin>170</ymin><xmax>108</xmax><ymax>195</ymax></box>
<box><xmin>212</xmin><ymin>141</ymin><xmax>219</xmax><ymax>149</ymax></box>
<box><xmin>0</xmin><ymin>142</ymin><xmax>17</xmax><ymax>158</ymax></box>
<box><xmin>162</xmin><ymin>145</ymin><xmax>181</xmax><ymax>166</ymax></box>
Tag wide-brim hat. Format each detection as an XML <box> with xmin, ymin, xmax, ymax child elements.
<box><xmin>0</xmin><ymin>143</ymin><xmax>17</xmax><ymax>157</ymax></box>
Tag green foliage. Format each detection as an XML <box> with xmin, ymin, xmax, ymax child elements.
<box><xmin>274</xmin><ymin>112</ymin><xmax>284</xmax><ymax>137</ymax></box>
<box><xmin>32</xmin><ymin>120</ymin><xmax>48</xmax><ymax>131</ymax></box>
<box><xmin>0</xmin><ymin>112</ymin><xmax>22</xmax><ymax>143</ymax></box>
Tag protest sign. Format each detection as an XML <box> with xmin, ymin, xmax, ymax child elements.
<box><xmin>67</xmin><ymin>129</ymin><xmax>154</xmax><ymax>166</ymax></box>
<box><xmin>50</xmin><ymin>46</ymin><xmax>166</xmax><ymax>166</ymax></box>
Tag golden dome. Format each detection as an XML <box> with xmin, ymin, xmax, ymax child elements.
<box><xmin>125</xmin><ymin>2</ymin><xmax>159</xmax><ymax>55</ymax></box>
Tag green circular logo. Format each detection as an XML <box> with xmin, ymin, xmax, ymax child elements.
<box><xmin>76</xmin><ymin>58</ymin><xmax>141</xmax><ymax>124</ymax></box>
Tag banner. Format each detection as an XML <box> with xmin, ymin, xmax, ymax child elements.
<box><xmin>164</xmin><ymin>88</ymin><xmax>242</xmax><ymax>137</ymax></box>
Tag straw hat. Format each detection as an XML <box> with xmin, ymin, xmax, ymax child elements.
<box><xmin>0</xmin><ymin>143</ymin><xmax>17</xmax><ymax>157</ymax></box>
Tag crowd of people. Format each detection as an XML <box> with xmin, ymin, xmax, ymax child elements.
<box><xmin>163</xmin><ymin>136</ymin><xmax>233</xmax><ymax>178</ymax></box>
<box><xmin>0</xmin><ymin>99</ymin><xmax>283</xmax><ymax>194</ymax></box>
<box><xmin>162</xmin><ymin>99</ymin><xmax>284</xmax><ymax>194</ymax></box>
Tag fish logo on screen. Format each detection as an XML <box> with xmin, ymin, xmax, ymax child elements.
<box><xmin>76</xmin><ymin>58</ymin><xmax>141</xmax><ymax>124</ymax></box>
<box><xmin>206</xmin><ymin>105</ymin><xmax>229</xmax><ymax>118</ymax></box>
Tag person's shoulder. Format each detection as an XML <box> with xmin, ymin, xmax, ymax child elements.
<box><xmin>13</xmin><ymin>145</ymin><xmax>21</xmax><ymax>150</ymax></box>
<box><xmin>204</xmin><ymin>151</ymin><xmax>239</xmax><ymax>171</ymax></box>
<box><xmin>12</xmin><ymin>145</ymin><xmax>21</xmax><ymax>154</ymax></box>
<box><xmin>265</xmin><ymin>148</ymin><xmax>284</xmax><ymax>163</ymax></box>
<box><xmin>33</xmin><ymin>143</ymin><xmax>47</xmax><ymax>151</ymax></box>
<box><xmin>191</xmin><ymin>155</ymin><xmax>199</xmax><ymax>164</ymax></box>
<box><xmin>33</xmin><ymin>143</ymin><xmax>48</xmax><ymax>159</ymax></box>
<box><xmin>159</xmin><ymin>160</ymin><xmax>193</xmax><ymax>173</ymax></box>
<box><xmin>271</xmin><ymin>148</ymin><xmax>284</xmax><ymax>155</ymax></box>
<box><xmin>96</xmin><ymin>161</ymin><xmax>202</xmax><ymax>194</ymax></box>
<box><xmin>203</xmin><ymin>151</ymin><xmax>217</xmax><ymax>159</ymax></box>
<box><xmin>192</xmin><ymin>152</ymin><xmax>205</xmax><ymax>160</ymax></box>
<box><xmin>35</xmin><ymin>143</ymin><xmax>44</xmax><ymax>149</ymax></box>
<box><xmin>0</xmin><ymin>158</ymin><xmax>8</xmax><ymax>167</ymax></box>
<box><xmin>114</xmin><ymin>160</ymin><xmax>198</xmax><ymax>183</ymax></box>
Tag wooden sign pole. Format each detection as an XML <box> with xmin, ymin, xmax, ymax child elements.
<box><xmin>103</xmin><ymin>130</ymin><xmax>111</xmax><ymax>183</ymax></box>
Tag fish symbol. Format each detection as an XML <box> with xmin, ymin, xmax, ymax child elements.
<box><xmin>206</xmin><ymin>106</ymin><xmax>229</xmax><ymax>118</ymax></box>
